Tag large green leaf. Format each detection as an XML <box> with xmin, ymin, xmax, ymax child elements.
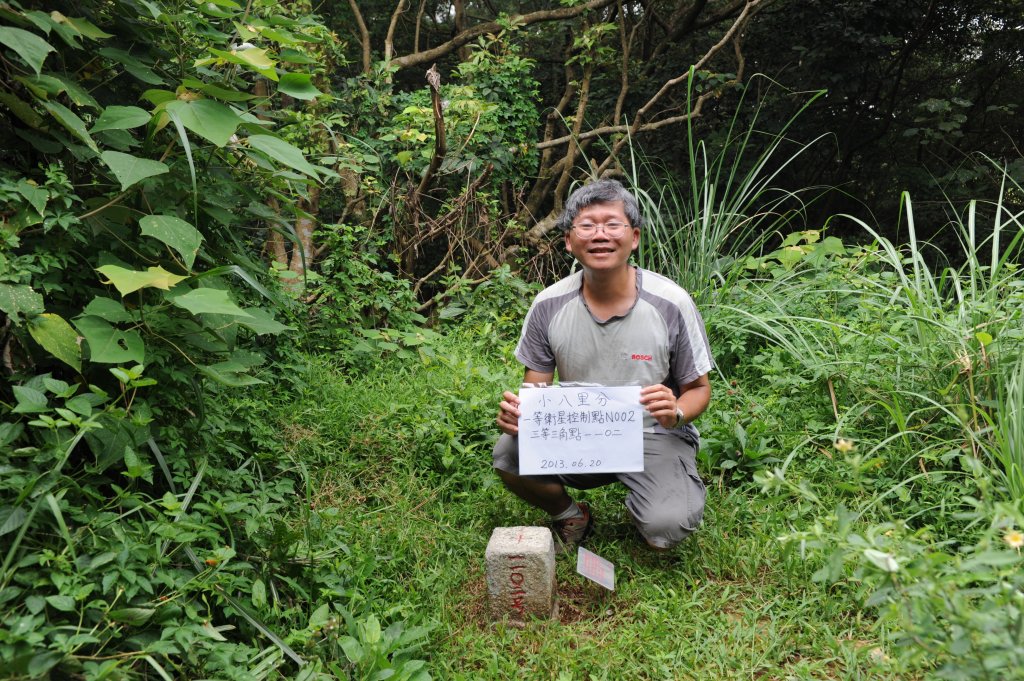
<box><xmin>198</xmin><ymin>362</ymin><xmax>265</xmax><ymax>386</ymax></box>
<box><xmin>49</xmin><ymin>73</ymin><xmax>99</xmax><ymax>109</ymax></box>
<box><xmin>164</xmin><ymin>99</ymin><xmax>242</xmax><ymax>147</ymax></box>
<box><xmin>74</xmin><ymin>316</ymin><xmax>145</xmax><ymax>364</ymax></box>
<box><xmin>170</xmin><ymin>288</ymin><xmax>253</xmax><ymax>318</ymax></box>
<box><xmin>181</xmin><ymin>77</ymin><xmax>254</xmax><ymax>102</ymax></box>
<box><xmin>98</xmin><ymin>47</ymin><xmax>163</xmax><ymax>85</ymax></box>
<box><xmin>279</xmin><ymin>47</ymin><xmax>317</xmax><ymax>65</ymax></box>
<box><xmin>45</xmin><ymin>595</ymin><xmax>76</xmax><ymax>612</ymax></box>
<box><xmin>0</xmin><ymin>283</ymin><xmax>45</xmax><ymax>322</ymax></box>
<box><xmin>59</xmin><ymin>15</ymin><xmax>114</xmax><ymax>39</ymax></box>
<box><xmin>14</xmin><ymin>74</ymin><xmax>66</xmax><ymax>100</ymax></box>
<box><xmin>141</xmin><ymin>89</ymin><xmax>176</xmax><ymax>107</ymax></box>
<box><xmin>92</xmin><ymin>106</ymin><xmax>151</xmax><ymax>132</ymax></box>
<box><xmin>12</xmin><ymin>386</ymin><xmax>48</xmax><ymax>413</ymax></box>
<box><xmin>97</xmin><ymin>265</ymin><xmax>187</xmax><ymax>296</ymax></box>
<box><xmin>207</xmin><ymin>47</ymin><xmax>278</xmax><ymax>81</ymax></box>
<box><xmin>247</xmin><ymin>134</ymin><xmax>320</xmax><ymax>178</ymax></box>
<box><xmin>0</xmin><ymin>506</ymin><xmax>29</xmax><ymax>536</ymax></box>
<box><xmin>17</xmin><ymin>180</ymin><xmax>48</xmax><ymax>215</ymax></box>
<box><xmin>27</xmin><ymin>653</ymin><xmax>62</xmax><ymax>679</ymax></box>
<box><xmin>137</xmin><ymin>0</ymin><xmax>164</xmax><ymax>20</ymax></box>
<box><xmin>42</xmin><ymin>101</ymin><xmax>98</xmax><ymax>152</ymax></box>
<box><xmin>237</xmin><ymin>308</ymin><xmax>293</xmax><ymax>335</ymax></box>
<box><xmin>81</xmin><ymin>296</ymin><xmax>134</xmax><ymax>323</ymax></box>
<box><xmin>28</xmin><ymin>313</ymin><xmax>82</xmax><ymax>372</ymax></box>
<box><xmin>198</xmin><ymin>264</ymin><xmax>275</xmax><ymax>301</ymax></box>
<box><xmin>260</xmin><ymin>27</ymin><xmax>305</xmax><ymax>46</ymax></box>
<box><xmin>0</xmin><ymin>27</ymin><xmax>55</xmax><ymax>75</ymax></box>
<box><xmin>139</xmin><ymin>215</ymin><xmax>203</xmax><ymax>269</ymax></box>
<box><xmin>108</xmin><ymin>608</ymin><xmax>155</xmax><ymax>624</ymax></box>
<box><xmin>24</xmin><ymin>10</ymin><xmax>80</xmax><ymax>49</ymax></box>
<box><xmin>277</xmin><ymin>73</ymin><xmax>322</xmax><ymax>101</ymax></box>
<box><xmin>101</xmin><ymin>151</ymin><xmax>169</xmax><ymax>191</ymax></box>
<box><xmin>0</xmin><ymin>92</ymin><xmax>44</xmax><ymax>128</ymax></box>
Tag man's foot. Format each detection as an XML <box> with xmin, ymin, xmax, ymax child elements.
<box><xmin>552</xmin><ymin>502</ymin><xmax>593</xmax><ymax>552</ymax></box>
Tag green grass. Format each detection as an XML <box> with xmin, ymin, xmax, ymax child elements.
<box><xmin>279</xmin><ymin>349</ymin><xmax>907</xmax><ymax>680</ymax></box>
<box><xmin>255</xmin><ymin>181</ymin><xmax>1024</xmax><ymax>679</ymax></box>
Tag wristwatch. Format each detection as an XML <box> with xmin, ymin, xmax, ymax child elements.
<box><xmin>673</xmin><ymin>407</ymin><xmax>686</xmax><ymax>428</ymax></box>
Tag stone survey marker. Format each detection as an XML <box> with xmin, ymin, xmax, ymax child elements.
<box><xmin>485</xmin><ymin>526</ymin><xmax>556</xmax><ymax>622</ymax></box>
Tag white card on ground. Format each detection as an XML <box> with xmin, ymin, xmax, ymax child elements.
<box><xmin>576</xmin><ymin>546</ymin><xmax>615</xmax><ymax>591</ymax></box>
<box><xmin>517</xmin><ymin>385</ymin><xmax>643</xmax><ymax>475</ymax></box>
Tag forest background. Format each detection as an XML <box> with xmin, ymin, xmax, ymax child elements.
<box><xmin>1</xmin><ymin>0</ymin><xmax>1023</xmax><ymax>679</ymax></box>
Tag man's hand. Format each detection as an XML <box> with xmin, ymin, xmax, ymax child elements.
<box><xmin>639</xmin><ymin>384</ymin><xmax>680</xmax><ymax>429</ymax></box>
<box><xmin>497</xmin><ymin>390</ymin><xmax>521</xmax><ymax>436</ymax></box>
<box><xmin>640</xmin><ymin>375</ymin><xmax>711</xmax><ymax>429</ymax></box>
<box><xmin>498</xmin><ymin>370</ymin><xmax>555</xmax><ymax>436</ymax></box>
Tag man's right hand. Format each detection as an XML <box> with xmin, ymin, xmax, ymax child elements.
<box><xmin>496</xmin><ymin>390</ymin><xmax>521</xmax><ymax>436</ymax></box>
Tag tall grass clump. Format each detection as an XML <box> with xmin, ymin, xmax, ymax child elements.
<box><xmin>833</xmin><ymin>172</ymin><xmax>1024</xmax><ymax>475</ymax></box>
<box><xmin>984</xmin><ymin>353</ymin><xmax>1024</xmax><ymax>501</ymax></box>
<box><xmin>631</xmin><ymin>72</ymin><xmax>831</xmax><ymax>304</ymax></box>
<box><xmin>718</xmin><ymin>172</ymin><xmax>1024</xmax><ymax>678</ymax></box>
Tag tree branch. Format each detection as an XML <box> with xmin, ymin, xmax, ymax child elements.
<box><xmin>536</xmin><ymin>0</ymin><xmax>758</xmax><ymax>158</ymax></box>
<box><xmin>552</xmin><ymin>62</ymin><xmax>595</xmax><ymax>211</ymax></box>
<box><xmin>642</xmin><ymin>0</ymin><xmax>746</xmax><ymax>75</ymax></box>
<box><xmin>592</xmin><ymin>0</ymin><xmax>761</xmax><ymax>177</ymax></box>
<box><xmin>416</xmin><ymin>65</ymin><xmax>446</xmax><ymax>199</ymax></box>
<box><xmin>413</xmin><ymin>0</ymin><xmax>427</xmax><ymax>53</ymax></box>
<box><xmin>389</xmin><ymin>0</ymin><xmax>617</xmax><ymax>70</ymax></box>
<box><xmin>384</xmin><ymin>0</ymin><xmax>409</xmax><ymax>64</ymax></box>
<box><xmin>348</xmin><ymin>0</ymin><xmax>372</xmax><ymax>74</ymax></box>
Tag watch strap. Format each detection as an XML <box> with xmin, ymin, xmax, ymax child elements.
<box><xmin>674</xmin><ymin>407</ymin><xmax>686</xmax><ymax>428</ymax></box>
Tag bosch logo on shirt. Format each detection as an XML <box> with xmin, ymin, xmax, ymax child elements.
<box><xmin>629</xmin><ymin>353</ymin><xmax>653</xmax><ymax>361</ymax></box>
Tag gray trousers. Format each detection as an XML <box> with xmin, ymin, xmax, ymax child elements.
<box><xmin>492</xmin><ymin>432</ymin><xmax>706</xmax><ymax>549</ymax></box>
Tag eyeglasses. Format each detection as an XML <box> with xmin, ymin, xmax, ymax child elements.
<box><xmin>571</xmin><ymin>221</ymin><xmax>631</xmax><ymax>238</ymax></box>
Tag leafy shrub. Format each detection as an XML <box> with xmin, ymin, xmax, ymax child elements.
<box><xmin>307</xmin><ymin>221</ymin><xmax>436</xmax><ymax>367</ymax></box>
<box><xmin>0</xmin><ymin>1</ymin><xmax>401</xmax><ymax>677</ymax></box>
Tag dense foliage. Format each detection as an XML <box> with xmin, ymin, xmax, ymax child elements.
<box><xmin>0</xmin><ymin>1</ymin><xmax>385</xmax><ymax>678</ymax></box>
<box><xmin>2</xmin><ymin>0</ymin><xmax>1023</xmax><ymax>679</ymax></box>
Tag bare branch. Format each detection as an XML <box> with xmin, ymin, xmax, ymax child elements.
<box><xmin>589</xmin><ymin>0</ymin><xmax>762</xmax><ymax>179</ymax></box>
<box><xmin>668</xmin><ymin>0</ymin><xmax>711</xmax><ymax>44</ymax></box>
<box><xmin>348</xmin><ymin>0</ymin><xmax>372</xmax><ymax>74</ymax></box>
<box><xmin>390</xmin><ymin>0</ymin><xmax>617</xmax><ymax>70</ymax></box>
<box><xmin>414</xmin><ymin>0</ymin><xmax>427</xmax><ymax>53</ymax></box>
<box><xmin>415</xmin><ymin>65</ymin><xmax>447</xmax><ymax>199</ymax></box>
<box><xmin>635</xmin><ymin>0</ymin><xmax>761</xmax><ymax>126</ymax></box>
<box><xmin>552</xmin><ymin>62</ymin><xmax>595</xmax><ymax>212</ymax></box>
<box><xmin>613</xmin><ymin>0</ymin><xmax>644</xmax><ymax>125</ymax></box>
<box><xmin>454</xmin><ymin>0</ymin><xmax>469</xmax><ymax>62</ymax></box>
<box><xmin>523</xmin><ymin>40</ymin><xmax>578</xmax><ymax>222</ymax></box>
<box><xmin>537</xmin><ymin>99</ymin><xmax>708</xmax><ymax>150</ymax></box>
<box><xmin>525</xmin><ymin>214</ymin><xmax>561</xmax><ymax>243</ymax></box>
<box><xmin>384</xmin><ymin>0</ymin><xmax>409</xmax><ymax>64</ymax></box>
<box><xmin>534</xmin><ymin>0</ymin><xmax>758</xmax><ymax>163</ymax></box>
<box><xmin>642</xmin><ymin>0</ymin><xmax>746</xmax><ymax>76</ymax></box>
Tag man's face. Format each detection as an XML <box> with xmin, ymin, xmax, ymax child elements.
<box><xmin>564</xmin><ymin>200</ymin><xmax>640</xmax><ymax>272</ymax></box>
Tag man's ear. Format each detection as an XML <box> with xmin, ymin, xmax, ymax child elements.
<box><xmin>565</xmin><ymin>232</ymin><xmax>572</xmax><ymax>253</ymax></box>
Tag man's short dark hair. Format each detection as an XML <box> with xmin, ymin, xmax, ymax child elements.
<box><xmin>557</xmin><ymin>179</ymin><xmax>643</xmax><ymax>233</ymax></box>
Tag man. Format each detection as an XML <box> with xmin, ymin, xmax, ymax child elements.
<box><xmin>493</xmin><ymin>179</ymin><xmax>713</xmax><ymax>551</ymax></box>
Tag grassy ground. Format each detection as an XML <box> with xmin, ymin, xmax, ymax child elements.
<box><xmin>279</xmin><ymin>349</ymin><xmax>910</xmax><ymax>681</ymax></box>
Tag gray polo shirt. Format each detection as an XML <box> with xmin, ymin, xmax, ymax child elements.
<box><xmin>514</xmin><ymin>267</ymin><xmax>713</xmax><ymax>436</ymax></box>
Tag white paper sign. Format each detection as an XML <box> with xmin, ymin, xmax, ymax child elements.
<box><xmin>577</xmin><ymin>546</ymin><xmax>615</xmax><ymax>591</ymax></box>
<box><xmin>517</xmin><ymin>385</ymin><xmax>643</xmax><ymax>475</ymax></box>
